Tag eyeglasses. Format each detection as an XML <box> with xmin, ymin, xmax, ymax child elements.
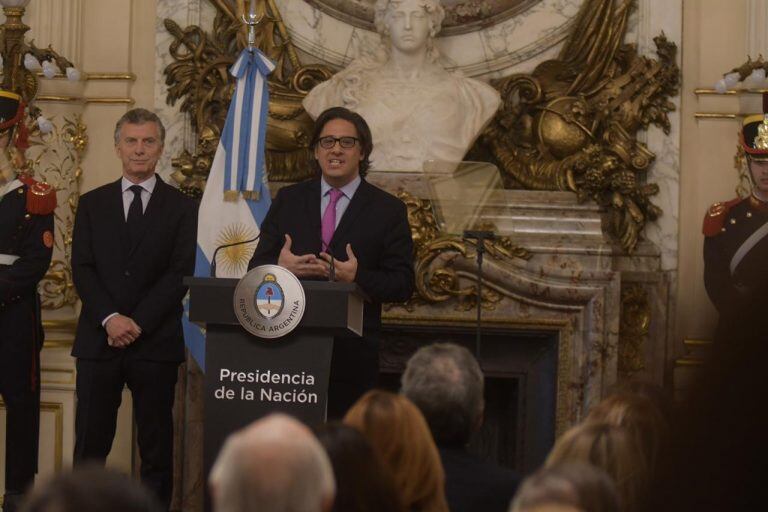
<box><xmin>317</xmin><ymin>136</ymin><xmax>359</xmax><ymax>149</ymax></box>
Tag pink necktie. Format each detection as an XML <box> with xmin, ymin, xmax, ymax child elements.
<box><xmin>321</xmin><ymin>188</ymin><xmax>344</xmax><ymax>251</ymax></box>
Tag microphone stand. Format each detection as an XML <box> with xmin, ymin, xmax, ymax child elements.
<box><xmin>463</xmin><ymin>230</ymin><xmax>495</xmax><ymax>360</ymax></box>
<box><xmin>210</xmin><ymin>235</ymin><xmax>260</xmax><ymax>278</ymax></box>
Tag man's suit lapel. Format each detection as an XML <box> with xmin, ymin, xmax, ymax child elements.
<box><xmin>305</xmin><ymin>178</ymin><xmax>323</xmax><ymax>253</ymax></box>
<box><xmin>127</xmin><ymin>175</ymin><xmax>167</xmax><ymax>259</ymax></box>
<box><xmin>331</xmin><ymin>179</ymin><xmax>371</xmax><ymax>252</ymax></box>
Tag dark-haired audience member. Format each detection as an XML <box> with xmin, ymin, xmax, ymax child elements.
<box><xmin>344</xmin><ymin>390</ymin><xmax>449</xmax><ymax>512</ymax></box>
<box><xmin>209</xmin><ymin>414</ymin><xmax>335</xmax><ymax>512</ymax></box>
<box><xmin>401</xmin><ymin>343</ymin><xmax>519</xmax><ymax>512</ymax></box>
<box><xmin>585</xmin><ymin>392</ymin><xmax>668</xmax><ymax>475</ymax></box>
<box><xmin>20</xmin><ymin>466</ymin><xmax>163</xmax><ymax>512</ymax></box>
<box><xmin>545</xmin><ymin>422</ymin><xmax>647</xmax><ymax>512</ymax></box>
<box><xmin>314</xmin><ymin>423</ymin><xmax>405</xmax><ymax>512</ymax></box>
<box><xmin>509</xmin><ymin>463</ymin><xmax>619</xmax><ymax>512</ymax></box>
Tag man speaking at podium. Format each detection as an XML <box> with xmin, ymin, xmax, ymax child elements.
<box><xmin>248</xmin><ymin>107</ymin><xmax>414</xmax><ymax>418</ymax></box>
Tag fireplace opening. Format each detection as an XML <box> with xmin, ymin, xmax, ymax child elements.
<box><xmin>378</xmin><ymin>324</ymin><xmax>559</xmax><ymax>475</ymax></box>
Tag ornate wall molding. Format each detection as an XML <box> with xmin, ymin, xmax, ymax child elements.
<box><xmin>29</xmin><ymin>116</ymin><xmax>88</xmax><ymax>310</ymax></box>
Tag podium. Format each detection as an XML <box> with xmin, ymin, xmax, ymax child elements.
<box><xmin>184</xmin><ymin>277</ymin><xmax>365</xmax><ymax>497</ymax></box>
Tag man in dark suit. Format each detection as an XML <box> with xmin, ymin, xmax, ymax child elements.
<box><xmin>402</xmin><ymin>343</ymin><xmax>520</xmax><ymax>512</ymax></box>
<box><xmin>248</xmin><ymin>106</ymin><xmax>414</xmax><ymax>418</ymax></box>
<box><xmin>71</xmin><ymin>108</ymin><xmax>197</xmax><ymax>509</ymax></box>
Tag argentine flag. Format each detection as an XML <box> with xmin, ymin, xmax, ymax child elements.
<box><xmin>183</xmin><ymin>48</ymin><xmax>276</xmax><ymax>371</ymax></box>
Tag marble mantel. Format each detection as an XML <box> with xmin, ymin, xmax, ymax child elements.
<box><xmin>365</xmin><ymin>174</ymin><xmax>670</xmax><ymax>435</ymax></box>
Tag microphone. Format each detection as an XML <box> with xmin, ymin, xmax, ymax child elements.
<box><xmin>210</xmin><ymin>234</ymin><xmax>260</xmax><ymax>278</ymax></box>
<box><xmin>463</xmin><ymin>230</ymin><xmax>496</xmax><ymax>242</ymax></box>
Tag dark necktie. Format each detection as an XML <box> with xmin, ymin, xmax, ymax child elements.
<box><xmin>127</xmin><ymin>185</ymin><xmax>144</xmax><ymax>246</ymax></box>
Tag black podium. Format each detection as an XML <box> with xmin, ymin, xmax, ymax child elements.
<box><xmin>185</xmin><ymin>277</ymin><xmax>365</xmax><ymax>499</ymax></box>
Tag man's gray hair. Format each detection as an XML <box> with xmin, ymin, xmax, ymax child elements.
<box><xmin>113</xmin><ymin>108</ymin><xmax>166</xmax><ymax>145</ymax></box>
<box><xmin>209</xmin><ymin>414</ymin><xmax>335</xmax><ymax>512</ymax></box>
<box><xmin>401</xmin><ymin>342</ymin><xmax>484</xmax><ymax>446</ymax></box>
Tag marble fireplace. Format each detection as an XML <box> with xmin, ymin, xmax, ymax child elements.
<box><xmin>368</xmin><ymin>174</ymin><xmax>671</xmax><ymax>474</ymax></box>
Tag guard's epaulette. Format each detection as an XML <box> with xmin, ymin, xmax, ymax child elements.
<box><xmin>18</xmin><ymin>176</ymin><xmax>56</xmax><ymax>215</ymax></box>
<box><xmin>702</xmin><ymin>197</ymin><xmax>744</xmax><ymax>237</ymax></box>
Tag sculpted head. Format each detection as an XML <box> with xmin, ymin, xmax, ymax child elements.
<box><xmin>374</xmin><ymin>0</ymin><xmax>445</xmax><ymax>54</ymax></box>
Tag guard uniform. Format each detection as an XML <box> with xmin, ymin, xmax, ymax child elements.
<box><xmin>703</xmin><ymin>110</ymin><xmax>768</xmax><ymax>345</ymax></box>
<box><xmin>0</xmin><ymin>176</ymin><xmax>55</xmax><ymax>509</ymax></box>
<box><xmin>703</xmin><ymin>196</ymin><xmax>768</xmax><ymax>344</ymax></box>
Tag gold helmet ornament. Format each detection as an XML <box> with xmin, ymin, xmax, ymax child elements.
<box><xmin>741</xmin><ymin>93</ymin><xmax>768</xmax><ymax>160</ymax></box>
<box><xmin>0</xmin><ymin>89</ymin><xmax>29</xmax><ymax>151</ymax></box>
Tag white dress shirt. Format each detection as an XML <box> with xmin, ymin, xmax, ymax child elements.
<box><xmin>121</xmin><ymin>175</ymin><xmax>157</xmax><ymax>219</ymax></box>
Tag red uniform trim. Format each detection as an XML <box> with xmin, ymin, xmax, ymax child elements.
<box><xmin>702</xmin><ymin>197</ymin><xmax>744</xmax><ymax>237</ymax></box>
<box><xmin>18</xmin><ymin>176</ymin><xmax>57</xmax><ymax>215</ymax></box>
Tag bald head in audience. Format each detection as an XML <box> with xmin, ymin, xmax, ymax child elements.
<box><xmin>209</xmin><ymin>413</ymin><xmax>335</xmax><ymax>512</ymax></box>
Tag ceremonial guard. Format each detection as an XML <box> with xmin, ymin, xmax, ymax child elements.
<box><xmin>704</xmin><ymin>108</ymin><xmax>768</xmax><ymax>345</ymax></box>
<box><xmin>0</xmin><ymin>90</ymin><xmax>55</xmax><ymax>512</ymax></box>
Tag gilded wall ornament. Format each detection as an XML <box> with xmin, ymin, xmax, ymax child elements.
<box><xmin>480</xmin><ymin>0</ymin><xmax>680</xmax><ymax>253</ymax></box>
<box><xmin>164</xmin><ymin>0</ymin><xmax>679</xmax><ymax>254</ymax></box>
<box><xmin>25</xmin><ymin>116</ymin><xmax>88</xmax><ymax>309</ymax></box>
<box><xmin>388</xmin><ymin>191</ymin><xmax>531</xmax><ymax>311</ymax></box>
<box><xmin>618</xmin><ymin>283</ymin><xmax>650</xmax><ymax>378</ymax></box>
<box><xmin>164</xmin><ymin>0</ymin><xmax>333</xmax><ymax>197</ymax></box>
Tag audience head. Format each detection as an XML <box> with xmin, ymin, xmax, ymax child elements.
<box><xmin>314</xmin><ymin>422</ymin><xmax>405</xmax><ymax>512</ymax></box>
<box><xmin>209</xmin><ymin>413</ymin><xmax>335</xmax><ymax>512</ymax></box>
<box><xmin>344</xmin><ymin>390</ymin><xmax>448</xmax><ymax>512</ymax></box>
<box><xmin>509</xmin><ymin>463</ymin><xmax>619</xmax><ymax>512</ymax></box>
<box><xmin>20</xmin><ymin>465</ymin><xmax>163</xmax><ymax>512</ymax></box>
<box><xmin>401</xmin><ymin>342</ymin><xmax>484</xmax><ymax>446</ymax></box>
<box><xmin>545</xmin><ymin>422</ymin><xmax>647</xmax><ymax>512</ymax></box>
<box><xmin>606</xmin><ymin>380</ymin><xmax>673</xmax><ymax>424</ymax></box>
<box><xmin>585</xmin><ymin>391</ymin><xmax>668</xmax><ymax>472</ymax></box>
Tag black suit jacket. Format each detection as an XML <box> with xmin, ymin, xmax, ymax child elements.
<box><xmin>71</xmin><ymin>176</ymin><xmax>197</xmax><ymax>362</ymax></box>
<box><xmin>248</xmin><ymin>177</ymin><xmax>414</xmax><ymax>379</ymax></box>
<box><xmin>439</xmin><ymin>446</ymin><xmax>520</xmax><ymax>512</ymax></box>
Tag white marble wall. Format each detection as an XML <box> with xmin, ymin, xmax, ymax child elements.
<box><xmin>635</xmin><ymin>0</ymin><xmax>683</xmax><ymax>273</ymax></box>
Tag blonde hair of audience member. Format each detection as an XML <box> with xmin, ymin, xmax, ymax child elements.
<box><xmin>545</xmin><ymin>423</ymin><xmax>647</xmax><ymax>512</ymax></box>
<box><xmin>344</xmin><ymin>390</ymin><xmax>449</xmax><ymax>512</ymax></box>
<box><xmin>509</xmin><ymin>463</ymin><xmax>619</xmax><ymax>512</ymax></box>
<box><xmin>585</xmin><ymin>392</ymin><xmax>668</xmax><ymax>473</ymax></box>
<box><xmin>209</xmin><ymin>413</ymin><xmax>335</xmax><ymax>512</ymax></box>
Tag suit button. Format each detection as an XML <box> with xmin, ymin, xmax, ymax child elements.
<box><xmin>124</xmin><ymin>270</ymin><xmax>131</xmax><ymax>277</ymax></box>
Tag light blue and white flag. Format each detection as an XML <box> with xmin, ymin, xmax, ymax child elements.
<box><xmin>184</xmin><ymin>48</ymin><xmax>276</xmax><ymax>371</ymax></box>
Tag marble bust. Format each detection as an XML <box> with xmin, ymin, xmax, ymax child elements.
<box><xmin>303</xmin><ymin>0</ymin><xmax>501</xmax><ymax>172</ymax></box>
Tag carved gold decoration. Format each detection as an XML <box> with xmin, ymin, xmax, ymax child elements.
<box><xmin>163</xmin><ymin>0</ymin><xmax>333</xmax><ymax>197</ymax></box>
<box><xmin>481</xmin><ymin>0</ymin><xmax>679</xmax><ymax>253</ymax></box>
<box><xmin>387</xmin><ymin>191</ymin><xmax>531</xmax><ymax>311</ymax></box>
<box><xmin>25</xmin><ymin>116</ymin><xmax>88</xmax><ymax>309</ymax></box>
<box><xmin>618</xmin><ymin>283</ymin><xmax>650</xmax><ymax>378</ymax></box>
<box><xmin>735</xmin><ymin>144</ymin><xmax>752</xmax><ymax>199</ymax></box>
